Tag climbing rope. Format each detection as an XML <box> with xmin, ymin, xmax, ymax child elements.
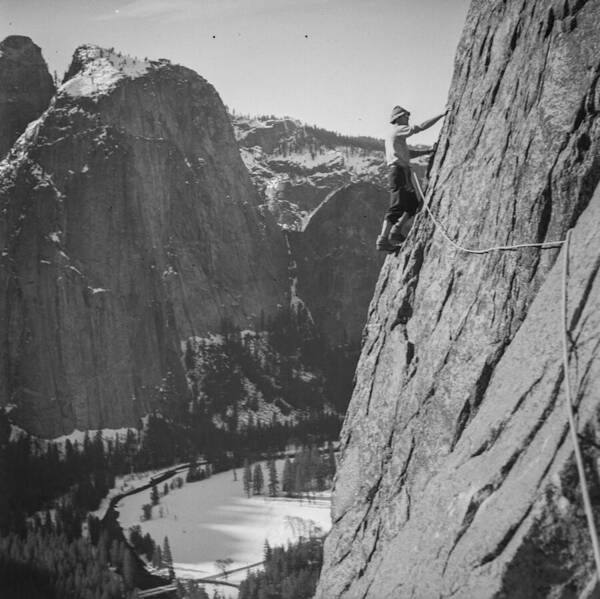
<box><xmin>411</xmin><ymin>173</ymin><xmax>565</xmax><ymax>253</ymax></box>
<box><xmin>561</xmin><ymin>230</ymin><xmax>600</xmax><ymax>580</ymax></box>
<box><xmin>411</xmin><ymin>172</ymin><xmax>600</xmax><ymax>578</ymax></box>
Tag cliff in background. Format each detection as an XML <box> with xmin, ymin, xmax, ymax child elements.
<box><xmin>0</xmin><ymin>36</ymin><xmax>54</xmax><ymax>159</ymax></box>
<box><xmin>0</xmin><ymin>41</ymin><xmax>392</xmax><ymax>439</ymax></box>
<box><xmin>0</xmin><ymin>45</ymin><xmax>289</xmax><ymax>437</ymax></box>
<box><xmin>316</xmin><ymin>1</ymin><xmax>600</xmax><ymax>597</ymax></box>
<box><xmin>288</xmin><ymin>182</ymin><xmax>388</xmax><ymax>347</ymax></box>
<box><xmin>233</xmin><ymin>115</ymin><xmax>429</xmax><ymax>230</ymax></box>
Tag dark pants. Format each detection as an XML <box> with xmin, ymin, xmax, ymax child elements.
<box><xmin>385</xmin><ymin>164</ymin><xmax>420</xmax><ymax>224</ymax></box>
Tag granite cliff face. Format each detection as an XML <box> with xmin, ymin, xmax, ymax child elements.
<box><xmin>316</xmin><ymin>1</ymin><xmax>600</xmax><ymax>597</ymax></box>
<box><xmin>0</xmin><ymin>41</ymin><xmax>395</xmax><ymax>437</ymax></box>
<box><xmin>0</xmin><ymin>36</ymin><xmax>55</xmax><ymax>159</ymax></box>
<box><xmin>0</xmin><ymin>46</ymin><xmax>289</xmax><ymax>437</ymax></box>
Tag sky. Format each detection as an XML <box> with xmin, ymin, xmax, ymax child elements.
<box><xmin>0</xmin><ymin>0</ymin><xmax>470</xmax><ymax>144</ymax></box>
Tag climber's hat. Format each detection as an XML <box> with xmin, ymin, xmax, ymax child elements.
<box><xmin>390</xmin><ymin>105</ymin><xmax>410</xmax><ymax>123</ymax></box>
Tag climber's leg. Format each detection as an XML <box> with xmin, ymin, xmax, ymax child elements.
<box><xmin>377</xmin><ymin>165</ymin><xmax>403</xmax><ymax>251</ymax></box>
<box><xmin>389</xmin><ymin>213</ymin><xmax>410</xmax><ymax>245</ymax></box>
<box><xmin>379</xmin><ymin>218</ymin><xmax>392</xmax><ymax>239</ymax></box>
<box><xmin>376</xmin><ymin>219</ymin><xmax>396</xmax><ymax>251</ymax></box>
<box><xmin>387</xmin><ymin>165</ymin><xmax>421</xmax><ymax>246</ymax></box>
<box><xmin>384</xmin><ymin>164</ymin><xmax>405</xmax><ymax>224</ymax></box>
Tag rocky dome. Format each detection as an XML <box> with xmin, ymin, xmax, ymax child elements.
<box><xmin>0</xmin><ymin>45</ymin><xmax>289</xmax><ymax>436</ymax></box>
<box><xmin>0</xmin><ymin>35</ymin><xmax>54</xmax><ymax>159</ymax></box>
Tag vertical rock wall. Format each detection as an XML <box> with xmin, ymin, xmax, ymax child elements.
<box><xmin>0</xmin><ymin>47</ymin><xmax>289</xmax><ymax>437</ymax></box>
<box><xmin>316</xmin><ymin>1</ymin><xmax>600</xmax><ymax>597</ymax></box>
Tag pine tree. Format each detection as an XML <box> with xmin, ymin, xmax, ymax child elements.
<box><xmin>243</xmin><ymin>459</ymin><xmax>253</xmax><ymax>498</ymax></box>
<box><xmin>163</xmin><ymin>536</ymin><xmax>174</xmax><ymax>579</ymax></box>
<box><xmin>294</xmin><ymin>463</ymin><xmax>304</xmax><ymax>497</ymax></box>
<box><xmin>186</xmin><ymin>457</ymin><xmax>198</xmax><ymax>482</ymax></box>
<box><xmin>142</xmin><ymin>533</ymin><xmax>155</xmax><ymax>560</ymax></box>
<box><xmin>267</xmin><ymin>460</ymin><xmax>278</xmax><ymax>497</ymax></box>
<box><xmin>282</xmin><ymin>457</ymin><xmax>294</xmax><ymax>496</ymax></box>
<box><xmin>142</xmin><ymin>503</ymin><xmax>152</xmax><ymax>521</ymax></box>
<box><xmin>327</xmin><ymin>442</ymin><xmax>336</xmax><ymax>479</ymax></box>
<box><xmin>162</xmin><ymin>536</ymin><xmax>173</xmax><ymax>566</ymax></box>
<box><xmin>263</xmin><ymin>540</ymin><xmax>272</xmax><ymax>562</ymax></box>
<box><xmin>109</xmin><ymin>539</ymin><xmax>121</xmax><ymax>567</ymax></box>
<box><xmin>152</xmin><ymin>545</ymin><xmax>163</xmax><ymax>569</ymax></box>
<box><xmin>150</xmin><ymin>484</ymin><xmax>159</xmax><ymax>506</ymax></box>
<box><xmin>253</xmin><ymin>463</ymin><xmax>264</xmax><ymax>495</ymax></box>
<box><xmin>315</xmin><ymin>454</ymin><xmax>326</xmax><ymax>491</ymax></box>
<box><xmin>123</xmin><ymin>550</ymin><xmax>136</xmax><ymax>589</ymax></box>
<box><xmin>98</xmin><ymin>530</ymin><xmax>110</xmax><ymax>566</ymax></box>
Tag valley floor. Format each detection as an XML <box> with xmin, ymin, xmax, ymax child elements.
<box><xmin>113</xmin><ymin>462</ymin><xmax>331</xmax><ymax>596</ymax></box>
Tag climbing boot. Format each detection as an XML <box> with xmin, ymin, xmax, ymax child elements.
<box><xmin>376</xmin><ymin>235</ymin><xmax>397</xmax><ymax>252</ymax></box>
<box><xmin>388</xmin><ymin>223</ymin><xmax>407</xmax><ymax>246</ymax></box>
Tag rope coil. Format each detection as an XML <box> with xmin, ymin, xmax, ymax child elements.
<box><xmin>411</xmin><ymin>171</ymin><xmax>600</xmax><ymax>582</ymax></box>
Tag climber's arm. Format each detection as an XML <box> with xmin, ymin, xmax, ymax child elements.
<box><xmin>411</xmin><ymin>111</ymin><xmax>447</xmax><ymax>135</ymax></box>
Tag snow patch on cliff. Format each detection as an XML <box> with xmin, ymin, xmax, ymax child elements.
<box><xmin>88</xmin><ymin>286</ymin><xmax>110</xmax><ymax>294</ymax></box>
<box><xmin>61</xmin><ymin>46</ymin><xmax>151</xmax><ymax>98</ymax></box>
<box><xmin>8</xmin><ymin>424</ymin><xmax>137</xmax><ymax>449</ymax></box>
<box><xmin>233</xmin><ymin>115</ymin><xmax>389</xmax><ymax>230</ymax></box>
<box><xmin>0</xmin><ymin>116</ymin><xmax>44</xmax><ymax>183</ymax></box>
<box><xmin>51</xmin><ymin>427</ymin><xmax>136</xmax><ymax>449</ymax></box>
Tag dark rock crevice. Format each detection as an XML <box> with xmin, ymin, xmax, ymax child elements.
<box><xmin>568</xmin><ymin>253</ymin><xmax>600</xmax><ymax>332</ymax></box>
<box><xmin>469</xmin><ymin>368</ymin><xmax>548</xmax><ymax>459</ymax></box>
<box><xmin>357</xmin><ymin>521</ymin><xmax>382</xmax><ymax>583</ymax></box>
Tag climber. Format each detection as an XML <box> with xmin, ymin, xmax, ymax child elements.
<box><xmin>376</xmin><ymin>105</ymin><xmax>447</xmax><ymax>252</ymax></box>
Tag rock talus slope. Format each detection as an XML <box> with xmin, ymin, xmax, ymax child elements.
<box><xmin>0</xmin><ymin>46</ymin><xmax>288</xmax><ymax>437</ymax></box>
<box><xmin>316</xmin><ymin>1</ymin><xmax>600</xmax><ymax>597</ymax></box>
<box><xmin>0</xmin><ymin>36</ymin><xmax>54</xmax><ymax>159</ymax></box>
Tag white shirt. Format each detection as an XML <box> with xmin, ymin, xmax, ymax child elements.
<box><xmin>385</xmin><ymin>124</ymin><xmax>423</xmax><ymax>167</ymax></box>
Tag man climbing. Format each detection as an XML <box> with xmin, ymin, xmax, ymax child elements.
<box><xmin>376</xmin><ymin>105</ymin><xmax>447</xmax><ymax>252</ymax></box>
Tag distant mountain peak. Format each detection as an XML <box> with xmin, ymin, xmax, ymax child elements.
<box><xmin>0</xmin><ymin>35</ymin><xmax>54</xmax><ymax>159</ymax></box>
<box><xmin>60</xmin><ymin>45</ymin><xmax>157</xmax><ymax>99</ymax></box>
<box><xmin>0</xmin><ymin>35</ymin><xmax>43</xmax><ymax>56</ymax></box>
<box><xmin>231</xmin><ymin>113</ymin><xmax>429</xmax><ymax>230</ymax></box>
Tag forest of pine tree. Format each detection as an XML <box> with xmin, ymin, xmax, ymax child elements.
<box><xmin>280</xmin><ymin>445</ymin><xmax>336</xmax><ymax>497</ymax></box>
<box><xmin>238</xmin><ymin>537</ymin><xmax>324</xmax><ymax>599</ymax></box>
<box><xmin>0</xmin><ymin>294</ymin><xmax>351</xmax><ymax>598</ymax></box>
<box><xmin>185</xmin><ymin>310</ymin><xmax>355</xmax><ymax>431</ymax></box>
<box><xmin>0</xmin><ymin>409</ymin><xmax>176</xmax><ymax>599</ymax></box>
<box><xmin>234</xmin><ymin>112</ymin><xmax>385</xmax><ymax>153</ymax></box>
<box><xmin>0</xmin><ymin>400</ymin><xmax>338</xmax><ymax>598</ymax></box>
<box><xmin>241</xmin><ymin>444</ymin><xmax>336</xmax><ymax>501</ymax></box>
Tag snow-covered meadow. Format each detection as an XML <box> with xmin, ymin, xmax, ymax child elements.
<box><xmin>115</xmin><ymin>461</ymin><xmax>331</xmax><ymax>591</ymax></box>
